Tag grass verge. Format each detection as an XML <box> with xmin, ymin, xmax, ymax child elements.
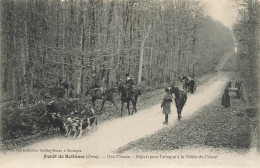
<box><xmin>117</xmin><ymin>93</ymin><xmax>257</xmax><ymax>153</ymax></box>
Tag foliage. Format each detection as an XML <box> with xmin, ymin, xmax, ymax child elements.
<box><xmin>233</xmin><ymin>0</ymin><xmax>259</xmax><ymax>78</ymax></box>
<box><xmin>231</xmin><ymin>0</ymin><xmax>259</xmax><ymax>123</ymax></box>
<box><xmin>1</xmin><ymin>0</ymin><xmax>235</xmax><ymax>104</ymax></box>
<box><xmin>1</xmin><ymin>98</ymin><xmax>83</xmax><ymax>141</ymax></box>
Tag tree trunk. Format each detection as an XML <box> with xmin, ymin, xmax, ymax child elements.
<box><xmin>12</xmin><ymin>70</ymin><xmax>16</xmax><ymax>98</ymax></box>
<box><xmin>62</xmin><ymin>3</ymin><xmax>66</xmax><ymax>83</ymax></box>
<box><xmin>20</xmin><ymin>36</ymin><xmax>29</xmax><ymax>107</ymax></box>
<box><xmin>76</xmin><ymin>4</ymin><xmax>85</xmax><ymax>97</ymax></box>
<box><xmin>138</xmin><ymin>24</ymin><xmax>151</xmax><ymax>85</ymax></box>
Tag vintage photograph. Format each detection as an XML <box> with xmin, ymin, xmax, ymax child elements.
<box><xmin>0</xmin><ymin>0</ymin><xmax>259</xmax><ymax>167</ymax></box>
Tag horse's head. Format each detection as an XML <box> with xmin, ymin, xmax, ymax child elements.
<box><xmin>169</xmin><ymin>86</ymin><xmax>179</xmax><ymax>95</ymax></box>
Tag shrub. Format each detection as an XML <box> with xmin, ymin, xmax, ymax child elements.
<box><xmin>1</xmin><ymin>98</ymin><xmax>86</xmax><ymax>141</ymax></box>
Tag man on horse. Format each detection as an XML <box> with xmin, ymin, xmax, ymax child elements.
<box><xmin>125</xmin><ymin>74</ymin><xmax>134</xmax><ymax>86</ymax></box>
<box><xmin>179</xmin><ymin>75</ymin><xmax>196</xmax><ymax>94</ymax></box>
<box><xmin>125</xmin><ymin>73</ymin><xmax>135</xmax><ymax>99</ymax></box>
<box><xmin>117</xmin><ymin>74</ymin><xmax>141</xmax><ymax>116</ymax></box>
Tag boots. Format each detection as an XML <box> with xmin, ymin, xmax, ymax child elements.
<box><xmin>163</xmin><ymin>114</ymin><xmax>168</xmax><ymax>125</ymax></box>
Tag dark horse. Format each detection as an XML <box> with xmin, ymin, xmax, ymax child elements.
<box><xmin>118</xmin><ymin>80</ymin><xmax>141</xmax><ymax>117</ymax></box>
<box><xmin>86</xmin><ymin>87</ymin><xmax>118</xmax><ymax>111</ymax></box>
<box><xmin>235</xmin><ymin>81</ymin><xmax>243</xmax><ymax>99</ymax></box>
<box><xmin>169</xmin><ymin>85</ymin><xmax>187</xmax><ymax>120</ymax></box>
<box><xmin>179</xmin><ymin>75</ymin><xmax>196</xmax><ymax>94</ymax></box>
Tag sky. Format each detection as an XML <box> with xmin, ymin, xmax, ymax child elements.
<box><xmin>200</xmin><ymin>0</ymin><xmax>239</xmax><ymax>29</ymax></box>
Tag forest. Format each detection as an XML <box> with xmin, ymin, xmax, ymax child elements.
<box><xmin>233</xmin><ymin>0</ymin><xmax>259</xmax><ymax>152</ymax></box>
<box><xmin>1</xmin><ymin>0</ymin><xmax>235</xmax><ymax>106</ymax></box>
<box><xmin>233</xmin><ymin>0</ymin><xmax>259</xmax><ymax>104</ymax></box>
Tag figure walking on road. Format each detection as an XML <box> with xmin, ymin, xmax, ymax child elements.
<box><xmin>221</xmin><ymin>88</ymin><xmax>230</xmax><ymax>108</ymax></box>
<box><xmin>161</xmin><ymin>88</ymin><xmax>173</xmax><ymax>125</ymax></box>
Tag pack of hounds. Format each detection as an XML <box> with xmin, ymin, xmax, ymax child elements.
<box><xmin>46</xmin><ymin>102</ymin><xmax>98</xmax><ymax>139</ymax></box>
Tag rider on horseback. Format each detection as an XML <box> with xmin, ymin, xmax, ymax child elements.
<box><xmin>125</xmin><ymin>74</ymin><xmax>134</xmax><ymax>86</ymax></box>
<box><xmin>125</xmin><ymin>73</ymin><xmax>135</xmax><ymax>100</ymax></box>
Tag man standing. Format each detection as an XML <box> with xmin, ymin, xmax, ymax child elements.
<box><xmin>161</xmin><ymin>88</ymin><xmax>173</xmax><ymax>125</ymax></box>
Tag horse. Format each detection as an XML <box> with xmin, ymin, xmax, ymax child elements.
<box><xmin>169</xmin><ymin>85</ymin><xmax>187</xmax><ymax>120</ymax></box>
<box><xmin>235</xmin><ymin>81</ymin><xmax>243</xmax><ymax>99</ymax></box>
<box><xmin>179</xmin><ymin>75</ymin><xmax>196</xmax><ymax>94</ymax></box>
<box><xmin>117</xmin><ymin>80</ymin><xmax>141</xmax><ymax>117</ymax></box>
<box><xmin>48</xmin><ymin>85</ymin><xmax>65</xmax><ymax>99</ymax></box>
<box><xmin>86</xmin><ymin>87</ymin><xmax>118</xmax><ymax>112</ymax></box>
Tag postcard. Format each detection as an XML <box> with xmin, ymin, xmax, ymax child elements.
<box><xmin>0</xmin><ymin>0</ymin><xmax>259</xmax><ymax>167</ymax></box>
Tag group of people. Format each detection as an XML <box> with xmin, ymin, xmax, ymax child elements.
<box><xmin>160</xmin><ymin>79</ymin><xmax>233</xmax><ymax>125</ymax></box>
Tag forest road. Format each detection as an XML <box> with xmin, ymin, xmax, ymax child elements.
<box><xmin>0</xmin><ymin>53</ymin><xmax>233</xmax><ymax>168</ymax></box>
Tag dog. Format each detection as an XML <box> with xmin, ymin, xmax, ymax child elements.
<box><xmin>77</xmin><ymin>116</ymin><xmax>98</xmax><ymax>138</ymax></box>
<box><xmin>64</xmin><ymin>117</ymin><xmax>81</xmax><ymax>139</ymax></box>
<box><xmin>64</xmin><ymin>107</ymin><xmax>97</xmax><ymax>139</ymax></box>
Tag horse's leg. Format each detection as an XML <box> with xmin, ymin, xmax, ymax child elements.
<box><xmin>179</xmin><ymin>104</ymin><xmax>185</xmax><ymax>120</ymax></box>
<box><xmin>177</xmin><ymin>108</ymin><xmax>181</xmax><ymax>120</ymax></box>
<box><xmin>135</xmin><ymin>97</ymin><xmax>138</xmax><ymax>112</ymax></box>
<box><xmin>111</xmin><ymin>99</ymin><xmax>118</xmax><ymax>110</ymax></box>
<box><xmin>178</xmin><ymin>97</ymin><xmax>187</xmax><ymax>120</ymax></box>
<box><xmin>134</xmin><ymin>100</ymin><xmax>137</xmax><ymax>113</ymax></box>
<box><xmin>132</xmin><ymin>97</ymin><xmax>137</xmax><ymax>114</ymax></box>
<box><xmin>121</xmin><ymin>101</ymin><xmax>124</xmax><ymax>117</ymax></box>
<box><xmin>190</xmin><ymin>82</ymin><xmax>194</xmax><ymax>94</ymax></box>
<box><xmin>100</xmin><ymin>99</ymin><xmax>106</xmax><ymax>112</ymax></box>
<box><xmin>92</xmin><ymin>97</ymin><xmax>96</xmax><ymax>108</ymax></box>
<box><xmin>131</xmin><ymin>100</ymin><xmax>135</xmax><ymax>114</ymax></box>
<box><xmin>127</xmin><ymin>101</ymin><xmax>130</xmax><ymax>115</ymax></box>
